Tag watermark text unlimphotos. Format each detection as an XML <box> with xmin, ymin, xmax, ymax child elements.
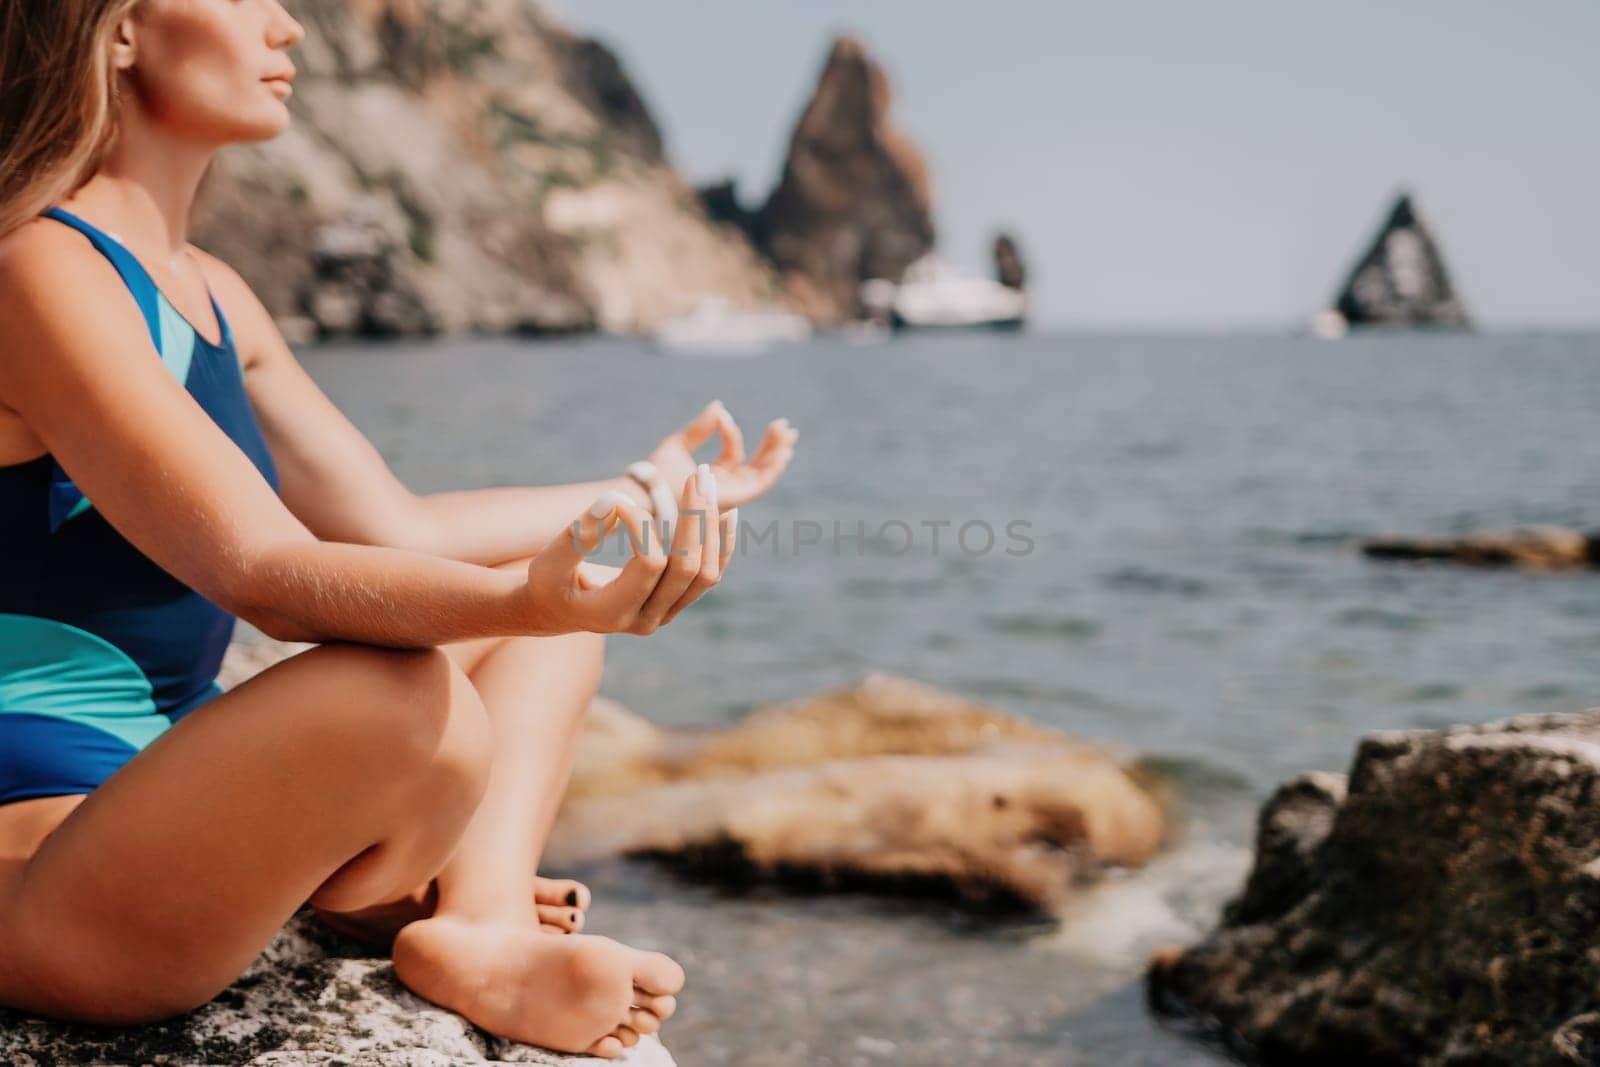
<box><xmin>571</xmin><ymin>510</ymin><xmax>1035</xmax><ymax>559</ymax></box>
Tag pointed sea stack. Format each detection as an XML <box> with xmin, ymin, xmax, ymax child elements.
<box><xmin>1326</xmin><ymin>193</ymin><xmax>1470</xmax><ymax>328</ymax></box>
<box><xmin>993</xmin><ymin>232</ymin><xmax>1026</xmax><ymax>291</ymax></box>
<box><xmin>749</xmin><ymin>36</ymin><xmax>937</xmax><ymax>324</ymax></box>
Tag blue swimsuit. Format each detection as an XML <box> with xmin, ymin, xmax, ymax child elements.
<box><xmin>0</xmin><ymin>206</ymin><xmax>281</xmax><ymax>805</ymax></box>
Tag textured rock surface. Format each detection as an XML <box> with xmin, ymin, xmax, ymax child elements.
<box><xmin>0</xmin><ymin>907</ymin><xmax>675</xmax><ymax>1066</ymax></box>
<box><xmin>1328</xmin><ymin>193</ymin><xmax>1471</xmax><ymax>328</ymax></box>
<box><xmin>553</xmin><ymin>672</ymin><xmax>1166</xmax><ymax>914</ymax></box>
<box><xmin>713</xmin><ymin>36</ymin><xmax>935</xmax><ymax>325</ymax></box>
<box><xmin>1361</xmin><ymin>526</ymin><xmax>1599</xmax><ymax>570</ymax></box>
<box><xmin>219</xmin><ymin>641</ymin><xmax>1165</xmax><ymax>915</ymax></box>
<box><xmin>192</xmin><ymin>0</ymin><xmax>781</xmax><ymax>338</ymax></box>
<box><xmin>1147</xmin><ymin>709</ymin><xmax>1600</xmax><ymax>1066</ymax></box>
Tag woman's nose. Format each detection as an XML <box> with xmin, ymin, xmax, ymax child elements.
<box><xmin>268</xmin><ymin>2</ymin><xmax>306</xmax><ymax>49</ymax></box>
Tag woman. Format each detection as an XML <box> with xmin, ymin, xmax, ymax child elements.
<box><xmin>0</xmin><ymin>0</ymin><xmax>799</xmax><ymax>1058</ymax></box>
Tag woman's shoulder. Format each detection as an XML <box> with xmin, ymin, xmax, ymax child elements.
<box><xmin>0</xmin><ymin>215</ymin><xmax>133</xmax><ymax>346</ymax></box>
<box><xmin>0</xmin><ymin>213</ymin><xmax>91</xmax><ymax>280</ymax></box>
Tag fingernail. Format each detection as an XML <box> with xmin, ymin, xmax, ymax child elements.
<box><xmin>566</xmin><ymin>889</ymin><xmax>578</xmax><ymax>906</ymax></box>
<box><xmin>709</xmin><ymin>398</ymin><xmax>724</xmax><ymax>412</ymax></box>
<box><xmin>589</xmin><ymin>490</ymin><xmax>626</xmax><ymax>518</ymax></box>
<box><xmin>726</xmin><ymin>507</ymin><xmax>739</xmax><ymax>534</ymax></box>
<box><xmin>696</xmin><ymin>462</ymin><xmax>714</xmax><ymax>497</ymax></box>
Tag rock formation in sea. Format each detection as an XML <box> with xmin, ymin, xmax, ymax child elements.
<box><xmin>703</xmin><ymin>36</ymin><xmax>938</xmax><ymax>325</ymax></box>
<box><xmin>1361</xmin><ymin>525</ymin><xmax>1600</xmax><ymax>569</ymax></box>
<box><xmin>551</xmin><ymin>672</ymin><xmax>1166</xmax><ymax>913</ymax></box>
<box><xmin>1323</xmin><ymin>192</ymin><xmax>1471</xmax><ymax>329</ymax></box>
<box><xmin>1147</xmin><ymin>708</ymin><xmax>1600</xmax><ymax>1066</ymax></box>
<box><xmin>0</xmin><ymin>905</ymin><xmax>675</xmax><ymax>1066</ymax></box>
<box><xmin>192</xmin><ymin>0</ymin><xmax>782</xmax><ymax>339</ymax></box>
<box><xmin>993</xmin><ymin>232</ymin><xmax>1027</xmax><ymax>291</ymax></box>
<box><xmin>219</xmin><ymin>640</ymin><xmax>1167</xmax><ymax>915</ymax></box>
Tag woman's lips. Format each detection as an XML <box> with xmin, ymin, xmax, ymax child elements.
<box><xmin>264</xmin><ymin>77</ymin><xmax>293</xmax><ymax>97</ymax></box>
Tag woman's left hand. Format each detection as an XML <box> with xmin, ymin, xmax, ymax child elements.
<box><xmin>646</xmin><ymin>399</ymin><xmax>799</xmax><ymax>509</ymax></box>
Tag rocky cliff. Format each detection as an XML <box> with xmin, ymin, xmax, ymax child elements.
<box><xmin>1326</xmin><ymin>193</ymin><xmax>1471</xmax><ymax>329</ymax></box>
<box><xmin>702</xmin><ymin>36</ymin><xmax>937</xmax><ymax>325</ymax></box>
<box><xmin>1148</xmin><ymin>709</ymin><xmax>1600</xmax><ymax>1066</ymax></box>
<box><xmin>193</xmin><ymin>0</ymin><xmax>782</xmax><ymax>339</ymax></box>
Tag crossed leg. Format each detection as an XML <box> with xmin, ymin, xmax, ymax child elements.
<box><xmin>0</xmin><ymin>561</ymin><xmax>682</xmax><ymax>1058</ymax></box>
<box><xmin>311</xmin><ymin>618</ymin><xmax>600</xmax><ymax>945</ymax></box>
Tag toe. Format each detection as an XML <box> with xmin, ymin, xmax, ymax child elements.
<box><xmin>628</xmin><ymin>1006</ymin><xmax>661</xmax><ymax>1035</ymax></box>
<box><xmin>585</xmin><ymin>1035</ymin><xmax>623</xmax><ymax>1059</ymax></box>
<box><xmin>534</xmin><ymin>876</ymin><xmax>590</xmax><ymax>911</ymax></box>
<box><xmin>536</xmin><ymin>904</ymin><xmax>583</xmax><ymax>932</ymax></box>
<box><xmin>633</xmin><ymin>992</ymin><xmax>677</xmax><ymax>1021</ymax></box>
<box><xmin>614</xmin><ymin>1025</ymin><xmax>640</xmax><ymax>1048</ymax></box>
<box><xmin>632</xmin><ymin>950</ymin><xmax>685</xmax><ymax>996</ymax></box>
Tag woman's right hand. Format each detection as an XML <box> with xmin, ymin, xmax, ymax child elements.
<box><xmin>519</xmin><ymin>462</ymin><xmax>738</xmax><ymax>636</ymax></box>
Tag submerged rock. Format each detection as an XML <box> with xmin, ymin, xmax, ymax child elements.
<box><xmin>552</xmin><ymin>672</ymin><xmax>1166</xmax><ymax>914</ymax></box>
<box><xmin>738</xmin><ymin>36</ymin><xmax>937</xmax><ymax>325</ymax></box>
<box><xmin>1361</xmin><ymin>526</ymin><xmax>1600</xmax><ymax>570</ymax></box>
<box><xmin>1325</xmin><ymin>193</ymin><xmax>1471</xmax><ymax>328</ymax></box>
<box><xmin>1147</xmin><ymin>708</ymin><xmax>1600</xmax><ymax>1066</ymax></box>
<box><xmin>0</xmin><ymin>906</ymin><xmax>675</xmax><ymax>1066</ymax></box>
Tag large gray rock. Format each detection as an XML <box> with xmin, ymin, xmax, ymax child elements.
<box><xmin>1327</xmin><ymin>192</ymin><xmax>1471</xmax><ymax>328</ymax></box>
<box><xmin>1147</xmin><ymin>709</ymin><xmax>1600</xmax><ymax>1066</ymax></box>
<box><xmin>0</xmin><ymin>906</ymin><xmax>674</xmax><ymax>1066</ymax></box>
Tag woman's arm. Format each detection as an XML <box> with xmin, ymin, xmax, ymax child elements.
<box><xmin>197</xmin><ymin>249</ymin><xmax>654</xmax><ymax>566</ymax></box>
<box><xmin>405</xmin><ymin>479</ymin><xmax>655</xmax><ymax>564</ymax></box>
<box><xmin>0</xmin><ymin>229</ymin><xmax>689</xmax><ymax>648</ymax></box>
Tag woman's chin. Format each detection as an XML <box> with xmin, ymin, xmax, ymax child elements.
<box><xmin>229</xmin><ymin>110</ymin><xmax>293</xmax><ymax>144</ymax></box>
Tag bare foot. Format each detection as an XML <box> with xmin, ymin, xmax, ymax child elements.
<box><xmin>313</xmin><ymin>875</ymin><xmax>592</xmax><ymax>948</ymax></box>
<box><xmin>391</xmin><ymin>912</ymin><xmax>683</xmax><ymax>1057</ymax></box>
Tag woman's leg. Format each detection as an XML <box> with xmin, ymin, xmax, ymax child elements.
<box><xmin>0</xmin><ymin>639</ymin><xmax>682</xmax><ymax>1057</ymax></box>
<box><xmin>0</xmin><ymin>642</ymin><xmax>495</xmax><ymax>1022</ymax></box>
<box><xmin>311</xmin><ymin>555</ymin><xmax>610</xmax><ymax>946</ymax></box>
<box><xmin>310</xmin><ymin>629</ymin><xmax>599</xmax><ymax>944</ymax></box>
<box><xmin>322</xmin><ymin>599</ymin><xmax>683</xmax><ymax>1054</ymax></box>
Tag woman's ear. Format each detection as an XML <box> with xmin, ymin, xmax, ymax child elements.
<box><xmin>109</xmin><ymin>16</ymin><xmax>138</xmax><ymax>72</ymax></box>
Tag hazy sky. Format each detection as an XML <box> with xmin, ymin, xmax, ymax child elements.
<box><xmin>559</xmin><ymin>1</ymin><xmax>1598</xmax><ymax>328</ymax></box>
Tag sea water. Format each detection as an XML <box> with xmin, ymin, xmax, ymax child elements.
<box><xmin>301</xmin><ymin>328</ymin><xmax>1600</xmax><ymax>1065</ymax></box>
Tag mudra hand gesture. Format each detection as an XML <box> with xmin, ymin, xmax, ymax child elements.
<box><xmin>646</xmin><ymin>399</ymin><xmax>799</xmax><ymax>510</ymax></box>
<box><xmin>522</xmin><ymin>463</ymin><xmax>736</xmax><ymax>636</ymax></box>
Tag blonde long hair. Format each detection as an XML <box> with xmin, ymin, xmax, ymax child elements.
<box><xmin>0</xmin><ymin>0</ymin><xmax>141</xmax><ymax>237</ymax></box>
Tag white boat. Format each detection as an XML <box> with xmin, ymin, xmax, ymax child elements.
<box><xmin>654</xmin><ymin>296</ymin><xmax>812</xmax><ymax>355</ymax></box>
<box><xmin>1306</xmin><ymin>308</ymin><xmax>1350</xmax><ymax>340</ymax></box>
<box><xmin>860</xmin><ymin>254</ymin><xmax>1027</xmax><ymax>332</ymax></box>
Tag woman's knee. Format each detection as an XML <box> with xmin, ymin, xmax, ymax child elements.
<box><xmin>553</xmin><ymin>630</ymin><xmax>606</xmax><ymax>700</ymax></box>
<box><xmin>301</xmin><ymin>643</ymin><xmax>493</xmax><ymax>797</ymax></box>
